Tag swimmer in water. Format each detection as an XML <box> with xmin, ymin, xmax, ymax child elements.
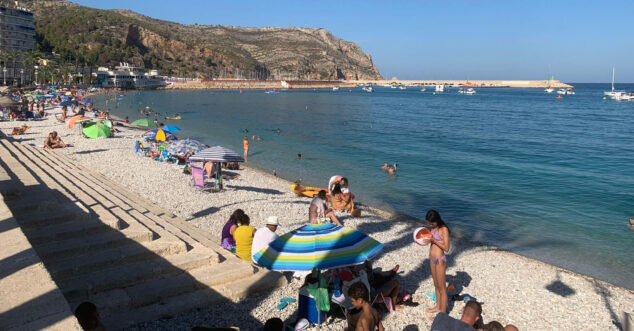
<box><xmin>381</xmin><ymin>162</ymin><xmax>390</xmax><ymax>171</ymax></box>
<box><xmin>297</xmin><ymin>153</ymin><xmax>302</xmax><ymax>159</ymax></box>
<box><xmin>276</xmin><ymin>128</ymin><xmax>281</xmax><ymax>134</ymax></box>
<box><xmin>257</xmin><ymin>136</ymin><xmax>262</xmax><ymax>141</ymax></box>
<box><xmin>387</xmin><ymin>163</ymin><xmax>398</xmax><ymax>174</ymax></box>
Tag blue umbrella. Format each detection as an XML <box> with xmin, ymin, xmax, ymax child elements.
<box><xmin>141</xmin><ymin>128</ymin><xmax>177</xmax><ymax>141</ymax></box>
<box><xmin>59</xmin><ymin>100</ymin><xmax>75</xmax><ymax>106</ymax></box>
<box><xmin>161</xmin><ymin>125</ymin><xmax>181</xmax><ymax>133</ymax></box>
<box><xmin>81</xmin><ymin>100</ymin><xmax>93</xmax><ymax>104</ymax></box>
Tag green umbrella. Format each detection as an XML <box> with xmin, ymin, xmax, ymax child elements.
<box><xmin>131</xmin><ymin>118</ymin><xmax>157</xmax><ymax>128</ymax></box>
<box><xmin>83</xmin><ymin>122</ymin><xmax>112</xmax><ymax>139</ymax></box>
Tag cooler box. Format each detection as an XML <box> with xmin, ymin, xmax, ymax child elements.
<box><xmin>297</xmin><ymin>287</ymin><xmax>327</xmax><ymax>324</ymax></box>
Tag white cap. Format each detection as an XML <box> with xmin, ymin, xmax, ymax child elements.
<box><xmin>266</xmin><ymin>216</ymin><xmax>280</xmax><ymax>226</ymax></box>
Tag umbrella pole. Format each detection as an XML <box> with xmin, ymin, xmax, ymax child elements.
<box><xmin>216</xmin><ymin>163</ymin><xmax>222</xmax><ymax>190</ymax></box>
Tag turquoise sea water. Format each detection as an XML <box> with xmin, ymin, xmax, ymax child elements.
<box><xmin>94</xmin><ymin>84</ymin><xmax>634</xmax><ymax>289</ymax></box>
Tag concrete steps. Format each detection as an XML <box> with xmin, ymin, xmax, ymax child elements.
<box><xmin>0</xmin><ymin>136</ymin><xmax>287</xmax><ymax>330</ymax></box>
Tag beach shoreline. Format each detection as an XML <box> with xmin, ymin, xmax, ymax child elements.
<box><xmin>2</xmin><ymin>105</ymin><xmax>632</xmax><ymax>330</ymax></box>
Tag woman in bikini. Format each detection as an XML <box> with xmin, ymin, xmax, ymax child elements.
<box><xmin>425</xmin><ymin>209</ymin><xmax>450</xmax><ymax>316</ymax></box>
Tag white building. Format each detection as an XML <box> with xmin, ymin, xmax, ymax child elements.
<box><xmin>0</xmin><ymin>4</ymin><xmax>36</xmax><ymax>84</ymax></box>
<box><xmin>95</xmin><ymin>63</ymin><xmax>166</xmax><ymax>89</ymax></box>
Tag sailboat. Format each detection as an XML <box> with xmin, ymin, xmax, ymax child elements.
<box><xmin>545</xmin><ymin>75</ymin><xmax>555</xmax><ymax>93</ymax></box>
<box><xmin>604</xmin><ymin>67</ymin><xmax>624</xmax><ymax>98</ymax></box>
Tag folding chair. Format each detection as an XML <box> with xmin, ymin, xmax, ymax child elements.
<box><xmin>191</xmin><ymin>166</ymin><xmax>215</xmax><ymax>191</ymax></box>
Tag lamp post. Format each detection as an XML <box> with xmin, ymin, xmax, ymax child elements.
<box><xmin>34</xmin><ymin>65</ymin><xmax>38</xmax><ymax>85</ymax></box>
<box><xmin>68</xmin><ymin>73</ymin><xmax>72</xmax><ymax>85</ymax></box>
<box><xmin>20</xmin><ymin>68</ymin><xmax>24</xmax><ymax>85</ymax></box>
<box><xmin>2</xmin><ymin>67</ymin><xmax>6</xmax><ymax>86</ymax></box>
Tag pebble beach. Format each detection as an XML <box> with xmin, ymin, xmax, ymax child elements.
<box><xmin>2</xmin><ymin>106</ymin><xmax>633</xmax><ymax>331</ymax></box>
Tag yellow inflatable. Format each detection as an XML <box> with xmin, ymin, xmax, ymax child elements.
<box><xmin>166</xmin><ymin>116</ymin><xmax>182</xmax><ymax>120</ymax></box>
<box><xmin>291</xmin><ymin>184</ymin><xmax>329</xmax><ymax>198</ymax></box>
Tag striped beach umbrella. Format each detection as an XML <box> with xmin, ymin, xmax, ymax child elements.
<box><xmin>165</xmin><ymin>139</ymin><xmax>205</xmax><ymax>155</ymax></box>
<box><xmin>188</xmin><ymin>146</ymin><xmax>244</xmax><ymax>163</ymax></box>
<box><xmin>252</xmin><ymin>223</ymin><xmax>384</xmax><ymax>271</ymax></box>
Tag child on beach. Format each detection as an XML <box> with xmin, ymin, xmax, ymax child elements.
<box><xmin>243</xmin><ymin>136</ymin><xmax>249</xmax><ymax>162</ymax></box>
<box><xmin>348</xmin><ymin>282</ymin><xmax>384</xmax><ymax>331</ymax></box>
<box><xmin>424</xmin><ymin>210</ymin><xmax>451</xmax><ymax>317</ymax></box>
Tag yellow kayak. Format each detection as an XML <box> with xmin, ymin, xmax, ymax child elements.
<box><xmin>291</xmin><ymin>184</ymin><xmax>329</xmax><ymax>198</ymax></box>
<box><xmin>166</xmin><ymin>116</ymin><xmax>182</xmax><ymax>120</ymax></box>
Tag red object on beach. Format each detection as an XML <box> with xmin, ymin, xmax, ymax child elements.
<box><xmin>413</xmin><ymin>227</ymin><xmax>431</xmax><ymax>246</ymax></box>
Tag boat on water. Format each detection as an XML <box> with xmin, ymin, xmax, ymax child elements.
<box><xmin>265</xmin><ymin>90</ymin><xmax>281</xmax><ymax>94</ymax></box>
<box><xmin>458</xmin><ymin>88</ymin><xmax>476</xmax><ymax>95</ymax></box>
<box><xmin>332</xmin><ymin>86</ymin><xmax>339</xmax><ymax>91</ymax></box>
<box><xmin>435</xmin><ymin>85</ymin><xmax>445</xmax><ymax>92</ymax></box>
<box><xmin>399</xmin><ymin>85</ymin><xmax>407</xmax><ymax>90</ymax></box>
<box><xmin>604</xmin><ymin>67</ymin><xmax>625</xmax><ymax>98</ymax></box>
<box><xmin>390</xmin><ymin>85</ymin><xmax>398</xmax><ymax>89</ymax></box>
<box><xmin>420</xmin><ymin>88</ymin><xmax>426</xmax><ymax>92</ymax></box>
<box><xmin>557</xmin><ymin>88</ymin><xmax>575</xmax><ymax>95</ymax></box>
<box><xmin>612</xmin><ymin>92</ymin><xmax>634</xmax><ymax>101</ymax></box>
<box><xmin>545</xmin><ymin>74</ymin><xmax>555</xmax><ymax>93</ymax></box>
<box><xmin>362</xmin><ymin>86</ymin><xmax>374</xmax><ymax>93</ymax></box>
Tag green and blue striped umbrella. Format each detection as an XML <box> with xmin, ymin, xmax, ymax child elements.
<box><xmin>252</xmin><ymin>223</ymin><xmax>383</xmax><ymax>271</ymax></box>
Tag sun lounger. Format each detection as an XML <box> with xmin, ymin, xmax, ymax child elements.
<box><xmin>191</xmin><ymin>166</ymin><xmax>216</xmax><ymax>191</ymax></box>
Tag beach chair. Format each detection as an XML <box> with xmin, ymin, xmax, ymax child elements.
<box><xmin>191</xmin><ymin>166</ymin><xmax>215</xmax><ymax>191</ymax></box>
<box><xmin>134</xmin><ymin>141</ymin><xmax>152</xmax><ymax>156</ymax></box>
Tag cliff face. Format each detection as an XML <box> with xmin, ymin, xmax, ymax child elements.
<box><xmin>11</xmin><ymin>0</ymin><xmax>382</xmax><ymax>80</ymax></box>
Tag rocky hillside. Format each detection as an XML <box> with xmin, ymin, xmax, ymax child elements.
<box><xmin>9</xmin><ymin>0</ymin><xmax>382</xmax><ymax>80</ymax></box>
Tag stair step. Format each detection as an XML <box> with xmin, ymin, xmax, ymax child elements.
<box><xmin>25</xmin><ymin>211</ymin><xmax>123</xmax><ymax>245</ymax></box>
<box><xmin>60</xmin><ymin>250</ymin><xmax>217</xmax><ymax>301</ymax></box>
<box><xmin>17</xmin><ymin>202</ymin><xmax>91</xmax><ymax>228</ymax></box>
<box><xmin>217</xmin><ymin>270</ymin><xmax>288</xmax><ymax>299</ymax></box>
<box><xmin>48</xmin><ymin>241</ymin><xmax>187</xmax><ymax>281</ymax></box>
<box><xmin>36</xmin><ymin>226</ymin><xmax>153</xmax><ymax>262</ymax></box>
<box><xmin>1</xmin><ymin>187</ymin><xmax>68</xmax><ymax>213</ymax></box>
<box><xmin>190</xmin><ymin>262</ymin><xmax>256</xmax><ymax>287</ymax></box>
<box><xmin>101</xmin><ymin>287</ymin><xmax>228</xmax><ymax>330</ymax></box>
<box><xmin>0</xmin><ymin>140</ymin><xmax>39</xmax><ymax>189</ymax></box>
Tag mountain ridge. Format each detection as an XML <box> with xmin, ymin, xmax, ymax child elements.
<box><xmin>8</xmin><ymin>0</ymin><xmax>383</xmax><ymax>80</ymax></box>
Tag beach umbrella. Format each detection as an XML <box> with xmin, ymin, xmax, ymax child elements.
<box><xmin>141</xmin><ymin>128</ymin><xmax>177</xmax><ymax>141</ymax></box>
<box><xmin>165</xmin><ymin>139</ymin><xmax>205</xmax><ymax>155</ymax></box>
<box><xmin>67</xmin><ymin>115</ymin><xmax>92</xmax><ymax>128</ymax></box>
<box><xmin>161</xmin><ymin>125</ymin><xmax>181</xmax><ymax>133</ymax></box>
<box><xmin>59</xmin><ymin>100</ymin><xmax>75</xmax><ymax>107</ymax></box>
<box><xmin>188</xmin><ymin>146</ymin><xmax>244</xmax><ymax>163</ymax></box>
<box><xmin>83</xmin><ymin>122</ymin><xmax>112</xmax><ymax>139</ymax></box>
<box><xmin>101</xmin><ymin>120</ymin><xmax>113</xmax><ymax>128</ymax></box>
<box><xmin>252</xmin><ymin>222</ymin><xmax>384</xmax><ymax>271</ymax></box>
<box><xmin>131</xmin><ymin>118</ymin><xmax>158</xmax><ymax>128</ymax></box>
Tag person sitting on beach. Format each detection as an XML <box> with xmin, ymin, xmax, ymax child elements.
<box><xmin>331</xmin><ymin>183</ymin><xmax>360</xmax><ymax>217</ymax></box>
<box><xmin>233</xmin><ymin>213</ymin><xmax>255</xmax><ymax>261</ymax></box>
<box><xmin>251</xmin><ymin>216</ymin><xmax>280</xmax><ymax>260</ymax></box>
<box><xmin>203</xmin><ymin>161</ymin><xmax>218</xmax><ymax>179</ymax></box>
<box><xmin>349</xmin><ymin>282</ymin><xmax>385</xmax><ymax>331</ymax></box>
<box><xmin>125</xmin><ymin>116</ymin><xmax>130</xmax><ymax>124</ymax></box>
<box><xmin>431</xmin><ymin>300</ymin><xmax>481</xmax><ymax>331</ymax></box>
<box><xmin>221</xmin><ymin>209</ymin><xmax>244</xmax><ymax>252</ymax></box>
<box><xmin>483</xmin><ymin>321</ymin><xmax>504</xmax><ymax>331</ymax></box>
<box><xmin>309</xmin><ymin>190</ymin><xmax>342</xmax><ymax>226</ymax></box>
<box><xmin>44</xmin><ymin>131</ymin><xmax>66</xmax><ymax>149</ymax></box>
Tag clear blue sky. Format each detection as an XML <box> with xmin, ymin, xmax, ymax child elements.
<box><xmin>73</xmin><ymin>0</ymin><xmax>633</xmax><ymax>82</ymax></box>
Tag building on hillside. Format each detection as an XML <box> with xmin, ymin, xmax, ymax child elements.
<box><xmin>0</xmin><ymin>4</ymin><xmax>36</xmax><ymax>85</ymax></box>
<box><xmin>95</xmin><ymin>63</ymin><xmax>167</xmax><ymax>89</ymax></box>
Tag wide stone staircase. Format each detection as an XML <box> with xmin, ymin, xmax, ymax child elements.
<box><xmin>0</xmin><ymin>135</ymin><xmax>287</xmax><ymax>330</ymax></box>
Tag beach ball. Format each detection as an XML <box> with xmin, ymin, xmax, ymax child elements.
<box><xmin>413</xmin><ymin>227</ymin><xmax>431</xmax><ymax>246</ymax></box>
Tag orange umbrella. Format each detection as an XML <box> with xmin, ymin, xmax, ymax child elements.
<box><xmin>67</xmin><ymin>115</ymin><xmax>91</xmax><ymax>128</ymax></box>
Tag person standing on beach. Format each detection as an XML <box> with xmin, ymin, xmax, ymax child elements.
<box><xmin>424</xmin><ymin>210</ymin><xmax>451</xmax><ymax>317</ymax></box>
<box><xmin>243</xmin><ymin>136</ymin><xmax>250</xmax><ymax>162</ymax></box>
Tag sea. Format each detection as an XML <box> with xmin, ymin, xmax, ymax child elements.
<box><xmin>92</xmin><ymin>83</ymin><xmax>634</xmax><ymax>290</ymax></box>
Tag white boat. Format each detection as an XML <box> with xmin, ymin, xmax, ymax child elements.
<box><xmin>435</xmin><ymin>85</ymin><xmax>445</xmax><ymax>92</ymax></box>
<box><xmin>612</xmin><ymin>92</ymin><xmax>633</xmax><ymax>101</ymax></box>
<box><xmin>362</xmin><ymin>86</ymin><xmax>374</xmax><ymax>92</ymax></box>
<box><xmin>458</xmin><ymin>88</ymin><xmax>476</xmax><ymax>95</ymax></box>
<box><xmin>604</xmin><ymin>67</ymin><xmax>625</xmax><ymax>98</ymax></box>
<box><xmin>545</xmin><ymin>74</ymin><xmax>555</xmax><ymax>93</ymax></box>
<box><xmin>332</xmin><ymin>86</ymin><xmax>339</xmax><ymax>91</ymax></box>
<box><xmin>557</xmin><ymin>88</ymin><xmax>575</xmax><ymax>95</ymax></box>
<box><xmin>420</xmin><ymin>88</ymin><xmax>426</xmax><ymax>92</ymax></box>
<box><xmin>399</xmin><ymin>85</ymin><xmax>407</xmax><ymax>90</ymax></box>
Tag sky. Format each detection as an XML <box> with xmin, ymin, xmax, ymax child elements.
<box><xmin>72</xmin><ymin>0</ymin><xmax>634</xmax><ymax>82</ymax></box>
